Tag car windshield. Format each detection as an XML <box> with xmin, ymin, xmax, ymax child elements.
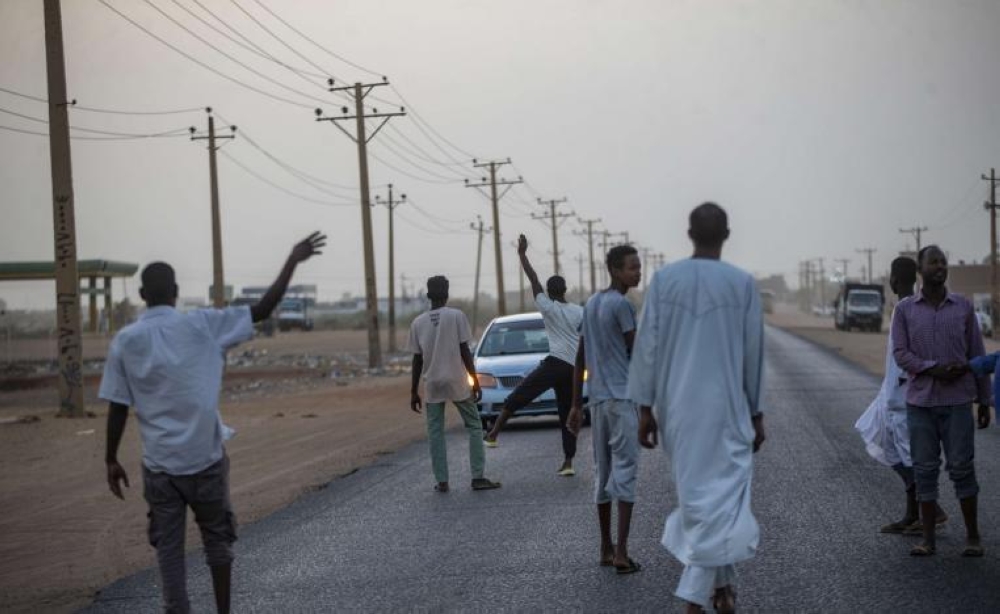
<box><xmin>280</xmin><ymin>299</ymin><xmax>302</xmax><ymax>310</ymax></box>
<box><xmin>478</xmin><ymin>319</ymin><xmax>549</xmax><ymax>357</ymax></box>
<box><xmin>848</xmin><ymin>292</ymin><xmax>880</xmax><ymax>307</ymax></box>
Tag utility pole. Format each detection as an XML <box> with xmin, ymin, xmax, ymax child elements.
<box><xmin>856</xmin><ymin>247</ymin><xmax>877</xmax><ymax>284</ymax></box>
<box><xmin>469</xmin><ymin>215</ymin><xmax>490</xmax><ymax>334</ymax></box>
<box><xmin>375</xmin><ymin>184</ymin><xmax>406</xmax><ymax>353</ymax></box>
<box><xmin>599</xmin><ymin>230</ymin><xmax>612</xmax><ymax>287</ymax></box>
<box><xmin>316</xmin><ymin>77</ymin><xmax>405</xmax><ymax>368</ymax></box>
<box><xmin>640</xmin><ymin>247</ymin><xmax>653</xmax><ymax>292</ymax></box>
<box><xmin>815</xmin><ymin>257</ymin><xmax>826</xmax><ymax>307</ymax></box>
<box><xmin>984</xmin><ymin>168</ymin><xmax>1000</xmax><ymax>327</ymax></box>
<box><xmin>834</xmin><ymin>258</ymin><xmax>850</xmax><ymax>282</ymax></box>
<box><xmin>575</xmin><ymin>217</ymin><xmax>601</xmax><ymax>295</ymax></box>
<box><xmin>513</xmin><ymin>240</ymin><xmax>526</xmax><ymax>312</ymax></box>
<box><xmin>574</xmin><ymin>253</ymin><xmax>585</xmax><ymax>302</ymax></box>
<box><xmin>899</xmin><ymin>226</ymin><xmax>928</xmax><ymax>253</ymax></box>
<box><xmin>44</xmin><ymin>0</ymin><xmax>84</xmax><ymax>417</ymax></box>
<box><xmin>465</xmin><ymin>159</ymin><xmax>522</xmax><ymax>316</ymax></box>
<box><xmin>531</xmin><ymin>197</ymin><xmax>572</xmax><ymax>275</ymax></box>
<box><xmin>190</xmin><ymin>109</ymin><xmax>236</xmax><ymax>308</ymax></box>
<box><xmin>613</xmin><ymin>231</ymin><xmax>631</xmax><ymax>246</ymax></box>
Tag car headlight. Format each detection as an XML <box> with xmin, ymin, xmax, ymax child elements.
<box><xmin>470</xmin><ymin>373</ymin><xmax>497</xmax><ymax>388</ymax></box>
<box><xmin>583</xmin><ymin>369</ymin><xmax>588</xmax><ymax>382</ymax></box>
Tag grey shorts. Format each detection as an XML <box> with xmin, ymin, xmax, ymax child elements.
<box><xmin>590</xmin><ymin>399</ymin><xmax>640</xmax><ymax>504</ymax></box>
<box><xmin>142</xmin><ymin>455</ymin><xmax>237</xmax><ymax>567</ymax></box>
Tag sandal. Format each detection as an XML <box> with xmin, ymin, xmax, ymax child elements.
<box><xmin>712</xmin><ymin>586</ymin><xmax>736</xmax><ymax>614</ymax></box>
<box><xmin>615</xmin><ymin>558</ymin><xmax>642</xmax><ymax>575</ymax></box>
<box><xmin>962</xmin><ymin>543</ymin><xmax>985</xmax><ymax>557</ymax></box>
<box><xmin>434</xmin><ymin>482</ymin><xmax>449</xmax><ymax>493</ymax></box>
<box><xmin>910</xmin><ymin>543</ymin><xmax>936</xmax><ymax>556</ymax></box>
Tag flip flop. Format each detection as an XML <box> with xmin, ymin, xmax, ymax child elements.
<box><xmin>434</xmin><ymin>483</ymin><xmax>449</xmax><ymax>493</ymax></box>
<box><xmin>910</xmin><ymin>543</ymin><xmax>936</xmax><ymax>556</ymax></box>
<box><xmin>962</xmin><ymin>543</ymin><xmax>985</xmax><ymax>557</ymax></box>
<box><xmin>615</xmin><ymin>558</ymin><xmax>642</xmax><ymax>575</ymax></box>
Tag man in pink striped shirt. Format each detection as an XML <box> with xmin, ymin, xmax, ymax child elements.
<box><xmin>892</xmin><ymin>245</ymin><xmax>990</xmax><ymax>557</ymax></box>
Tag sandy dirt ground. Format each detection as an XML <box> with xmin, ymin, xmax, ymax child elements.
<box><xmin>0</xmin><ymin>330</ymin><xmax>465</xmax><ymax>613</ymax></box>
<box><xmin>766</xmin><ymin>303</ymin><xmax>1000</xmax><ymax>378</ymax></box>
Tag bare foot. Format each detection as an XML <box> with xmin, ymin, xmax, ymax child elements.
<box><xmin>712</xmin><ymin>586</ymin><xmax>736</xmax><ymax>614</ymax></box>
<box><xmin>434</xmin><ymin>482</ymin><xmax>449</xmax><ymax>493</ymax></box>
<box><xmin>600</xmin><ymin>542</ymin><xmax>615</xmax><ymax>567</ymax></box>
<box><xmin>684</xmin><ymin>602</ymin><xmax>705</xmax><ymax>614</ymax></box>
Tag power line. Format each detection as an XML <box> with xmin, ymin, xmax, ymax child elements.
<box><xmin>389</xmin><ymin>84</ymin><xmax>477</xmax><ymax>160</ymax></box>
<box><xmin>96</xmin><ymin>0</ymin><xmax>316</xmax><ymax>109</ymax></box>
<box><xmin>168</xmin><ymin>0</ymin><xmax>329</xmax><ymax>88</ymax></box>
<box><xmin>383</xmin><ymin>123</ymin><xmax>476</xmax><ymax>170</ymax></box>
<box><xmin>370</xmin><ymin>131</ymin><xmax>470</xmax><ymax>183</ymax></box>
<box><xmin>0</xmin><ymin>123</ymin><xmax>190</xmax><ymax>140</ymax></box>
<box><xmin>0</xmin><ymin>105</ymin><xmax>194</xmax><ymax>138</ymax></box>
<box><xmin>0</xmin><ymin>85</ymin><xmax>202</xmax><ymax>115</ymax></box>
<box><xmin>227</xmin><ymin>0</ymin><xmax>339</xmax><ymax>82</ymax></box>
<box><xmin>219</xmin><ymin>149</ymin><xmax>353</xmax><ymax>207</ymax></box>
<box><xmin>138</xmin><ymin>0</ymin><xmax>333</xmax><ymax>105</ymax></box>
<box><xmin>249</xmin><ymin>0</ymin><xmax>383</xmax><ymax>78</ymax></box>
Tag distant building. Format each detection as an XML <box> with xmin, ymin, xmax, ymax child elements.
<box><xmin>756</xmin><ymin>274</ymin><xmax>789</xmax><ymax>301</ymax></box>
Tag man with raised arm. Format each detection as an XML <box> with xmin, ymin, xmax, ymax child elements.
<box><xmin>484</xmin><ymin>234</ymin><xmax>584</xmax><ymax>476</ymax></box>
<box><xmin>101</xmin><ymin>232</ymin><xmax>326</xmax><ymax>614</ymax></box>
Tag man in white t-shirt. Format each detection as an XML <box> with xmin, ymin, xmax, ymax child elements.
<box><xmin>409</xmin><ymin>275</ymin><xmax>502</xmax><ymax>493</ymax></box>
<box><xmin>101</xmin><ymin>232</ymin><xmax>325</xmax><ymax>614</ymax></box>
<box><xmin>485</xmin><ymin>235</ymin><xmax>584</xmax><ymax>477</ymax></box>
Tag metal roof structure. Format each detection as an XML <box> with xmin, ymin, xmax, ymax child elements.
<box><xmin>0</xmin><ymin>259</ymin><xmax>138</xmax><ymax>281</ymax></box>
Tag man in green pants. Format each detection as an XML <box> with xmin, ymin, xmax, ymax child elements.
<box><xmin>409</xmin><ymin>275</ymin><xmax>502</xmax><ymax>492</ymax></box>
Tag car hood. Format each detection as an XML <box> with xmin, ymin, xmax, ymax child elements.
<box><xmin>475</xmin><ymin>353</ymin><xmax>547</xmax><ymax>376</ymax></box>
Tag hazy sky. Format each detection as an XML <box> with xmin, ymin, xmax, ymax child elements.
<box><xmin>2</xmin><ymin>0</ymin><xmax>999</xmax><ymax>309</ymax></box>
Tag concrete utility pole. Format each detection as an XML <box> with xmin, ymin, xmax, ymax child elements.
<box><xmin>574</xmin><ymin>253</ymin><xmax>585</xmax><ymax>302</ymax></box>
<box><xmin>375</xmin><ymin>184</ymin><xmax>406</xmax><ymax>353</ymax></box>
<box><xmin>469</xmin><ymin>216</ymin><xmax>490</xmax><ymax>334</ymax></box>
<box><xmin>465</xmin><ymin>159</ymin><xmax>522</xmax><ymax>316</ymax></box>
<box><xmin>613</xmin><ymin>231</ymin><xmax>631</xmax><ymax>246</ymax></box>
<box><xmin>317</xmin><ymin>77</ymin><xmax>406</xmax><ymax>368</ymax></box>
<box><xmin>44</xmin><ymin>0</ymin><xmax>84</xmax><ymax>417</ymax></box>
<box><xmin>190</xmin><ymin>109</ymin><xmax>236</xmax><ymax>308</ymax></box>
<box><xmin>574</xmin><ymin>217</ymin><xmax>601</xmax><ymax>295</ymax></box>
<box><xmin>640</xmin><ymin>247</ymin><xmax>653</xmax><ymax>292</ymax></box>
<box><xmin>531</xmin><ymin>197</ymin><xmax>572</xmax><ymax>275</ymax></box>
<box><xmin>814</xmin><ymin>257</ymin><xmax>826</xmax><ymax>307</ymax></box>
<box><xmin>984</xmin><ymin>168</ymin><xmax>1000</xmax><ymax>327</ymax></box>
<box><xmin>856</xmin><ymin>248</ymin><xmax>877</xmax><ymax>284</ymax></box>
<box><xmin>599</xmin><ymin>230</ymin><xmax>612</xmax><ymax>287</ymax></box>
<box><xmin>899</xmin><ymin>226</ymin><xmax>929</xmax><ymax>253</ymax></box>
<box><xmin>835</xmin><ymin>258</ymin><xmax>850</xmax><ymax>282</ymax></box>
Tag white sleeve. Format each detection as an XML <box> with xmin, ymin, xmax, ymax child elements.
<box><xmin>98</xmin><ymin>337</ymin><xmax>134</xmax><ymax>406</ymax></box>
<box><xmin>627</xmin><ymin>278</ymin><xmax>659</xmax><ymax>407</ymax></box>
<box><xmin>743</xmin><ymin>278</ymin><xmax>765</xmax><ymax>416</ymax></box>
<box><xmin>457</xmin><ymin>310</ymin><xmax>472</xmax><ymax>344</ymax></box>
<box><xmin>533</xmin><ymin>292</ymin><xmax>554</xmax><ymax>314</ymax></box>
<box><xmin>194</xmin><ymin>306</ymin><xmax>254</xmax><ymax>350</ymax></box>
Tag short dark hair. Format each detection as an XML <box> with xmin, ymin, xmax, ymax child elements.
<box><xmin>546</xmin><ymin>275</ymin><xmax>566</xmax><ymax>295</ymax></box>
<box><xmin>606</xmin><ymin>244</ymin><xmax>638</xmax><ymax>272</ymax></box>
<box><xmin>426</xmin><ymin>275</ymin><xmax>449</xmax><ymax>300</ymax></box>
<box><xmin>140</xmin><ymin>262</ymin><xmax>176</xmax><ymax>304</ymax></box>
<box><xmin>890</xmin><ymin>256</ymin><xmax>917</xmax><ymax>285</ymax></box>
<box><xmin>917</xmin><ymin>245</ymin><xmax>943</xmax><ymax>266</ymax></box>
<box><xmin>689</xmin><ymin>202</ymin><xmax>729</xmax><ymax>246</ymax></box>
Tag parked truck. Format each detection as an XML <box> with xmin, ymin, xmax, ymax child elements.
<box><xmin>277</xmin><ymin>297</ymin><xmax>314</xmax><ymax>332</ymax></box>
<box><xmin>834</xmin><ymin>283</ymin><xmax>885</xmax><ymax>332</ymax></box>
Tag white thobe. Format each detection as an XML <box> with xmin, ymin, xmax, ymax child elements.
<box><xmin>854</xmin><ymin>322</ymin><xmax>911</xmax><ymax>467</ymax></box>
<box><xmin>628</xmin><ymin>259</ymin><xmax>763</xmax><ymax>604</ymax></box>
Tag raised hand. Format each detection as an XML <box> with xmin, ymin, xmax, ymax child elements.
<box><xmin>290</xmin><ymin>231</ymin><xmax>327</xmax><ymax>264</ymax></box>
<box><xmin>517</xmin><ymin>234</ymin><xmax>528</xmax><ymax>255</ymax></box>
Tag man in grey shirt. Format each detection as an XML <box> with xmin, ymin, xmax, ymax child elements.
<box><xmin>568</xmin><ymin>243</ymin><xmax>643</xmax><ymax>574</ymax></box>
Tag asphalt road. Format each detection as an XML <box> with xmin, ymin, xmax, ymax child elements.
<box><xmin>82</xmin><ymin>327</ymin><xmax>1000</xmax><ymax>613</ymax></box>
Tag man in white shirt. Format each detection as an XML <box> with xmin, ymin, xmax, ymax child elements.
<box><xmin>409</xmin><ymin>275</ymin><xmax>502</xmax><ymax>493</ymax></box>
<box><xmin>484</xmin><ymin>235</ymin><xmax>585</xmax><ymax>476</ymax></box>
<box><xmin>101</xmin><ymin>232</ymin><xmax>325</xmax><ymax>614</ymax></box>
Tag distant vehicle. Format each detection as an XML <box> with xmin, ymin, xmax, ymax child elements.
<box><xmin>812</xmin><ymin>304</ymin><xmax>835</xmax><ymax>317</ymax></box>
<box><xmin>277</xmin><ymin>298</ymin><xmax>314</xmax><ymax>332</ymax></box>
<box><xmin>834</xmin><ymin>283</ymin><xmax>885</xmax><ymax>332</ymax></box>
<box><xmin>760</xmin><ymin>290</ymin><xmax>775</xmax><ymax>314</ymax></box>
<box><xmin>976</xmin><ymin>311</ymin><xmax>993</xmax><ymax>338</ymax></box>
<box><xmin>473</xmin><ymin>312</ymin><xmax>588</xmax><ymax>432</ymax></box>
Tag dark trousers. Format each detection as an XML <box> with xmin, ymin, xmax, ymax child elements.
<box><xmin>504</xmin><ymin>355</ymin><xmax>577</xmax><ymax>459</ymax></box>
<box><xmin>143</xmin><ymin>456</ymin><xmax>237</xmax><ymax>614</ymax></box>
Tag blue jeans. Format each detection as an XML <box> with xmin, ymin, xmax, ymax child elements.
<box><xmin>906</xmin><ymin>403</ymin><xmax>979</xmax><ymax>502</ymax></box>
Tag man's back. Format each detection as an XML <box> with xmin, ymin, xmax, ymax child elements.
<box><xmin>99</xmin><ymin>305</ymin><xmax>252</xmax><ymax>475</ymax></box>
<box><xmin>408</xmin><ymin>306</ymin><xmax>472</xmax><ymax>403</ymax></box>
<box><xmin>534</xmin><ymin>293</ymin><xmax>584</xmax><ymax>365</ymax></box>
<box><xmin>631</xmin><ymin>259</ymin><xmax>762</xmax><ymax>420</ymax></box>
<box><xmin>581</xmin><ymin>290</ymin><xmax>636</xmax><ymax>402</ymax></box>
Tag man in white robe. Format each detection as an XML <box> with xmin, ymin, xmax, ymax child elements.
<box><xmin>629</xmin><ymin>203</ymin><xmax>765</xmax><ymax>613</ymax></box>
<box><xmin>854</xmin><ymin>256</ymin><xmax>946</xmax><ymax>533</ymax></box>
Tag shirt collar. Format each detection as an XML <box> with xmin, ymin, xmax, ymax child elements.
<box><xmin>915</xmin><ymin>288</ymin><xmax>954</xmax><ymax>305</ymax></box>
<box><xmin>140</xmin><ymin>305</ymin><xmax>177</xmax><ymax>320</ymax></box>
